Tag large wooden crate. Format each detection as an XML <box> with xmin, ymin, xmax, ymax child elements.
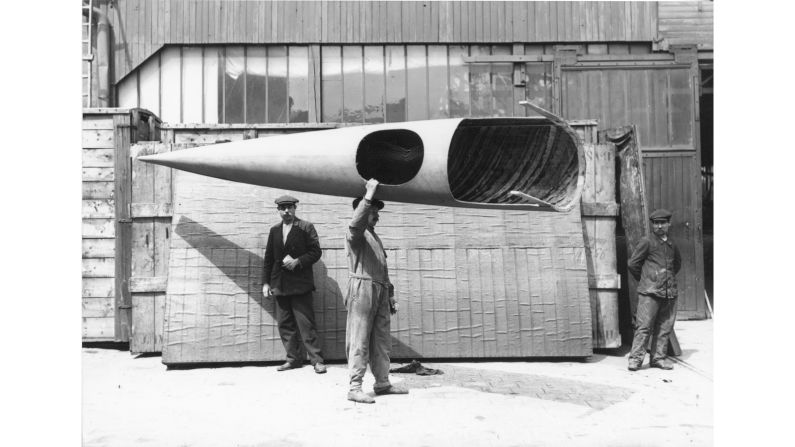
<box><xmin>131</xmin><ymin>122</ymin><xmax>623</xmax><ymax>363</ymax></box>
<box><xmin>162</xmin><ymin>173</ymin><xmax>593</xmax><ymax>364</ymax></box>
<box><xmin>125</xmin><ymin>122</ymin><xmax>621</xmax><ymax>358</ymax></box>
<box><xmin>82</xmin><ymin>108</ymin><xmax>160</xmax><ymax>342</ymax></box>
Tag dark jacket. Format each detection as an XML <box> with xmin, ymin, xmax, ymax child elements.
<box><xmin>262</xmin><ymin>217</ymin><xmax>322</xmax><ymax>296</ymax></box>
<box><xmin>628</xmin><ymin>234</ymin><xmax>682</xmax><ymax>299</ymax></box>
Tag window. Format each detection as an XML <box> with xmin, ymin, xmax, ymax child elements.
<box><xmin>363</xmin><ymin>46</ymin><xmax>385</xmax><ymax>123</ymax></box>
<box><xmin>267</xmin><ymin>46</ymin><xmax>288</xmax><ymax>123</ymax></box>
<box><xmin>223</xmin><ymin>46</ymin><xmax>245</xmax><ymax>123</ymax></box>
<box><xmin>385</xmin><ymin>46</ymin><xmax>406</xmax><ymax>123</ymax></box>
<box><xmin>525</xmin><ymin>62</ymin><xmax>554</xmax><ymax>112</ymax></box>
<box><xmin>245</xmin><ymin>47</ymin><xmax>267</xmax><ymax>124</ymax></box>
<box><xmin>342</xmin><ymin>46</ymin><xmax>364</xmax><ymax>122</ymax></box>
<box><xmin>428</xmin><ymin>46</ymin><xmax>449</xmax><ymax>119</ymax></box>
<box><xmin>289</xmin><ymin>47</ymin><xmax>310</xmax><ymax>123</ymax></box>
<box><xmin>406</xmin><ymin>45</ymin><xmax>428</xmax><ymax>121</ymax></box>
<box><xmin>321</xmin><ymin>46</ymin><xmax>342</xmax><ymax>123</ymax></box>
<box><xmin>116</xmin><ymin>44</ymin><xmax>556</xmax><ymax>124</ymax></box>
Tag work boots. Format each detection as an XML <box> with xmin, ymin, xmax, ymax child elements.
<box><xmin>374</xmin><ymin>385</ymin><xmax>409</xmax><ymax>395</ymax></box>
<box><xmin>650</xmin><ymin>360</ymin><xmax>674</xmax><ymax>370</ymax></box>
<box><xmin>347</xmin><ymin>390</ymin><xmax>375</xmax><ymax>404</ymax></box>
<box><xmin>276</xmin><ymin>361</ymin><xmax>302</xmax><ymax>371</ymax></box>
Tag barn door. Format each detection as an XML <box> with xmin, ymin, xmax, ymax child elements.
<box><xmin>559</xmin><ymin>51</ymin><xmax>706</xmax><ymax>320</ymax></box>
<box><xmin>128</xmin><ymin>142</ymin><xmax>173</xmax><ymax>353</ymax></box>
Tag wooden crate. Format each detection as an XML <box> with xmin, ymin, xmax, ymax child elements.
<box><xmin>126</xmin><ymin>122</ymin><xmax>621</xmax><ymax>359</ymax></box>
<box><xmin>161</xmin><ymin>171</ymin><xmax>592</xmax><ymax>364</ymax></box>
<box><xmin>142</xmin><ymin>123</ymin><xmax>623</xmax><ymax>363</ymax></box>
<box><xmin>82</xmin><ymin>108</ymin><xmax>161</xmax><ymax>342</ymax></box>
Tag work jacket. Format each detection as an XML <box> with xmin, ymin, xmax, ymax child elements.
<box><xmin>344</xmin><ymin>199</ymin><xmax>393</xmax><ymax>305</ymax></box>
<box><xmin>628</xmin><ymin>234</ymin><xmax>682</xmax><ymax>299</ymax></box>
<box><xmin>262</xmin><ymin>217</ymin><xmax>322</xmax><ymax>296</ymax></box>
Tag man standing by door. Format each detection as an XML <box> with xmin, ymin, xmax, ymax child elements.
<box><xmin>262</xmin><ymin>195</ymin><xmax>327</xmax><ymax>374</ymax></box>
<box><xmin>627</xmin><ymin>208</ymin><xmax>682</xmax><ymax>371</ymax></box>
<box><xmin>344</xmin><ymin>179</ymin><xmax>408</xmax><ymax>403</ymax></box>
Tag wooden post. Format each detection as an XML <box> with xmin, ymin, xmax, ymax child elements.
<box><xmin>552</xmin><ymin>46</ymin><xmax>578</xmax><ymax>116</ymax></box>
<box><xmin>113</xmin><ymin>113</ymin><xmax>133</xmax><ymax>342</ymax></box>
<box><xmin>581</xmin><ymin>142</ymin><xmax>621</xmax><ymax>348</ymax></box>
<box><xmin>605</xmin><ymin>125</ymin><xmax>648</xmax><ymax>324</ymax></box>
<box><xmin>512</xmin><ymin>43</ymin><xmax>526</xmax><ymax>117</ymax></box>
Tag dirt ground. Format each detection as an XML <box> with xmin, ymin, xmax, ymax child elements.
<box><xmin>82</xmin><ymin>321</ymin><xmax>712</xmax><ymax>447</ymax></box>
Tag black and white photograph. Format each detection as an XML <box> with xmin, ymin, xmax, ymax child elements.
<box><xmin>74</xmin><ymin>1</ymin><xmax>717</xmax><ymax>445</ymax></box>
<box><xmin>26</xmin><ymin>1</ymin><xmax>795</xmax><ymax>446</ymax></box>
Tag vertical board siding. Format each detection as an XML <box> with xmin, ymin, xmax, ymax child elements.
<box><xmin>130</xmin><ymin>142</ymin><xmax>169</xmax><ymax>353</ymax></box>
<box><xmin>581</xmin><ymin>143</ymin><xmax>620</xmax><ymax>348</ymax></box>
<box><xmin>112</xmin><ymin>1</ymin><xmax>662</xmax><ymax>83</ymax></box>
<box><xmin>83</xmin><ymin>109</ymin><xmax>162</xmax><ymax>342</ymax></box>
<box><xmin>113</xmin><ymin>113</ymin><xmax>134</xmax><ymax>342</ymax></box>
<box><xmin>159</xmin><ymin>128</ymin><xmax>593</xmax><ymax>363</ymax></box>
<box><xmin>562</xmin><ymin>64</ymin><xmax>704</xmax><ymax>319</ymax></box>
<box><xmin>562</xmin><ymin>67</ymin><xmax>694</xmax><ymax>150</ymax></box>
<box><xmin>642</xmin><ymin>154</ymin><xmax>704</xmax><ymax>319</ymax></box>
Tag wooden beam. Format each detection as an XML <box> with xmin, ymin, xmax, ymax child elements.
<box><xmin>581</xmin><ymin>201</ymin><xmax>620</xmax><ymax>217</ymax></box>
<box><xmin>131</xmin><ymin>202</ymin><xmax>173</xmax><ymax>218</ymax></box>
<box><xmin>577</xmin><ymin>54</ymin><xmax>674</xmax><ymax>62</ymax></box>
<box><xmin>113</xmin><ymin>113</ymin><xmax>133</xmax><ymax>343</ymax></box>
<box><xmin>129</xmin><ymin>276</ymin><xmax>168</xmax><ymax>293</ymax></box>
<box><xmin>463</xmin><ymin>55</ymin><xmax>555</xmax><ymax>63</ymax></box>
<box><xmin>587</xmin><ymin>274</ymin><xmax>621</xmax><ymax>290</ymax></box>
<box><xmin>162</xmin><ymin>122</ymin><xmax>345</xmax><ymax>130</ymax></box>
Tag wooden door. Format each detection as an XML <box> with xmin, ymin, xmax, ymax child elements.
<box><xmin>560</xmin><ymin>54</ymin><xmax>706</xmax><ymax>319</ymax></box>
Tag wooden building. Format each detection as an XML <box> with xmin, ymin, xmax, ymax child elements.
<box><xmin>81</xmin><ymin>1</ymin><xmax>714</xmax><ymax>354</ymax></box>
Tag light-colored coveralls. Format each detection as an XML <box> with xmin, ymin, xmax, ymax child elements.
<box><xmin>344</xmin><ymin>199</ymin><xmax>395</xmax><ymax>392</ymax></box>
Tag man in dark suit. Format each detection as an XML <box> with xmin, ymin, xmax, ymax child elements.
<box><xmin>262</xmin><ymin>195</ymin><xmax>326</xmax><ymax>373</ymax></box>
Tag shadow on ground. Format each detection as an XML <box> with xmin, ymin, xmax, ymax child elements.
<box><xmin>391</xmin><ymin>362</ymin><xmax>635</xmax><ymax>410</ymax></box>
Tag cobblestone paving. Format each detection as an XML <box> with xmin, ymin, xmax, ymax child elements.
<box><xmin>392</xmin><ymin>364</ymin><xmax>635</xmax><ymax>410</ymax></box>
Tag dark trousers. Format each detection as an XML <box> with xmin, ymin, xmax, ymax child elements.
<box><xmin>276</xmin><ymin>292</ymin><xmax>324</xmax><ymax>365</ymax></box>
<box><xmin>629</xmin><ymin>294</ymin><xmax>677</xmax><ymax>364</ymax></box>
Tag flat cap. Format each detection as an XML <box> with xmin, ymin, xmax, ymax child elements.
<box><xmin>274</xmin><ymin>195</ymin><xmax>299</xmax><ymax>205</ymax></box>
<box><xmin>352</xmin><ymin>196</ymin><xmax>384</xmax><ymax>210</ymax></box>
<box><xmin>649</xmin><ymin>208</ymin><xmax>672</xmax><ymax>221</ymax></box>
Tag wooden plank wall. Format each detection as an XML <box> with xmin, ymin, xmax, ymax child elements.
<box><xmin>560</xmin><ymin>58</ymin><xmax>705</xmax><ymax>320</ymax></box>
<box><xmin>581</xmin><ymin>143</ymin><xmax>620</xmax><ymax>348</ymax></box>
<box><xmin>562</xmin><ymin>66</ymin><xmax>695</xmax><ymax>151</ymax></box>
<box><xmin>129</xmin><ymin>142</ymin><xmax>174</xmax><ymax>353</ymax></box>
<box><xmin>83</xmin><ymin>113</ymin><xmax>119</xmax><ymax>340</ymax></box>
<box><xmin>157</xmin><ymin>127</ymin><xmax>596</xmax><ymax>363</ymax></box>
<box><xmin>641</xmin><ymin>152</ymin><xmax>705</xmax><ymax>320</ymax></box>
<box><xmin>83</xmin><ymin>108</ymin><xmax>162</xmax><ymax>342</ymax></box>
<box><xmin>657</xmin><ymin>1</ymin><xmax>714</xmax><ymax>50</ymax></box>
<box><xmin>108</xmin><ymin>0</ymin><xmax>660</xmax><ymax>83</ymax></box>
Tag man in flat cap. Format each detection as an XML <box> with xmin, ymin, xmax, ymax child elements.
<box><xmin>627</xmin><ymin>208</ymin><xmax>682</xmax><ymax>371</ymax></box>
<box><xmin>262</xmin><ymin>194</ymin><xmax>327</xmax><ymax>374</ymax></box>
<box><xmin>344</xmin><ymin>179</ymin><xmax>407</xmax><ymax>403</ymax></box>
